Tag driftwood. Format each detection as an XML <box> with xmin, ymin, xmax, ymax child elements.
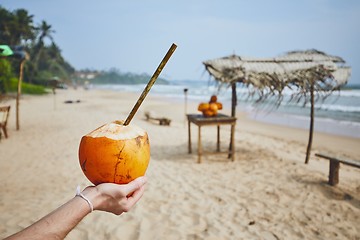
<box><xmin>64</xmin><ymin>99</ymin><xmax>81</xmax><ymax>104</ymax></box>
<box><xmin>145</xmin><ymin>111</ymin><xmax>171</xmax><ymax>126</ymax></box>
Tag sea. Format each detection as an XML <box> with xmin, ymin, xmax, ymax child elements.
<box><xmin>92</xmin><ymin>80</ymin><xmax>360</xmax><ymax>139</ymax></box>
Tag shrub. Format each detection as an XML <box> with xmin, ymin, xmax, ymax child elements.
<box><xmin>8</xmin><ymin>77</ymin><xmax>48</xmax><ymax>95</ymax></box>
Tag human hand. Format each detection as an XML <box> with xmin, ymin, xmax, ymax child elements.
<box><xmin>82</xmin><ymin>176</ymin><xmax>147</xmax><ymax>215</ymax></box>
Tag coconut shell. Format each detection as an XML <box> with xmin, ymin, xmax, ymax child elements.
<box><xmin>78</xmin><ymin>121</ymin><xmax>150</xmax><ymax>185</ymax></box>
<box><xmin>198</xmin><ymin>102</ymin><xmax>210</xmax><ymax>111</ymax></box>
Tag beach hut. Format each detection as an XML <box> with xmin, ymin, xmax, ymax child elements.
<box><xmin>203</xmin><ymin>50</ymin><xmax>351</xmax><ymax>163</ymax></box>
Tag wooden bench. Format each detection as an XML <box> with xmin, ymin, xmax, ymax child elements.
<box><xmin>145</xmin><ymin>112</ymin><xmax>171</xmax><ymax>126</ymax></box>
<box><xmin>0</xmin><ymin>105</ymin><xmax>10</xmax><ymax>139</ymax></box>
<box><xmin>315</xmin><ymin>153</ymin><xmax>360</xmax><ymax>186</ymax></box>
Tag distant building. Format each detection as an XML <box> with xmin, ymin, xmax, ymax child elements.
<box><xmin>74</xmin><ymin>70</ymin><xmax>100</xmax><ymax>80</ymax></box>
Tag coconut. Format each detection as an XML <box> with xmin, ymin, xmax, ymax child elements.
<box><xmin>78</xmin><ymin>120</ymin><xmax>150</xmax><ymax>185</ymax></box>
<box><xmin>198</xmin><ymin>102</ymin><xmax>210</xmax><ymax>111</ymax></box>
<box><xmin>209</xmin><ymin>102</ymin><xmax>219</xmax><ymax>112</ymax></box>
<box><xmin>209</xmin><ymin>95</ymin><xmax>217</xmax><ymax>103</ymax></box>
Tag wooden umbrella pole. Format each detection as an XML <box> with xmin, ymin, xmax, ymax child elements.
<box><xmin>124</xmin><ymin>43</ymin><xmax>177</xmax><ymax>126</ymax></box>
<box><xmin>305</xmin><ymin>81</ymin><xmax>315</xmax><ymax>164</ymax></box>
<box><xmin>228</xmin><ymin>82</ymin><xmax>237</xmax><ymax>158</ymax></box>
<box><xmin>16</xmin><ymin>59</ymin><xmax>25</xmax><ymax>130</ymax></box>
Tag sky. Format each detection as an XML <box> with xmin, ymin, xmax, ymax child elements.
<box><xmin>2</xmin><ymin>0</ymin><xmax>360</xmax><ymax>84</ymax></box>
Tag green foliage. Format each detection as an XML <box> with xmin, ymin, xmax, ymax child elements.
<box><xmin>0</xmin><ymin>7</ymin><xmax>35</xmax><ymax>46</ymax></box>
<box><xmin>0</xmin><ymin>58</ymin><xmax>14</xmax><ymax>93</ymax></box>
<box><xmin>89</xmin><ymin>68</ymin><xmax>169</xmax><ymax>85</ymax></box>
<box><xmin>7</xmin><ymin>77</ymin><xmax>47</xmax><ymax>94</ymax></box>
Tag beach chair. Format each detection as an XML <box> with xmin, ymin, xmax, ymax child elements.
<box><xmin>0</xmin><ymin>105</ymin><xmax>10</xmax><ymax>139</ymax></box>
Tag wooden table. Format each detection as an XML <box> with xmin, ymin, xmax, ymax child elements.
<box><xmin>187</xmin><ymin>113</ymin><xmax>237</xmax><ymax>163</ymax></box>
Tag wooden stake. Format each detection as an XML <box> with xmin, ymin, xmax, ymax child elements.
<box><xmin>184</xmin><ymin>88</ymin><xmax>188</xmax><ymax>126</ymax></box>
<box><xmin>16</xmin><ymin>59</ymin><xmax>25</xmax><ymax>130</ymax></box>
<box><xmin>124</xmin><ymin>43</ymin><xmax>177</xmax><ymax>126</ymax></box>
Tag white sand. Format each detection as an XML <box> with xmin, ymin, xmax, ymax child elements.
<box><xmin>0</xmin><ymin>89</ymin><xmax>359</xmax><ymax>239</ymax></box>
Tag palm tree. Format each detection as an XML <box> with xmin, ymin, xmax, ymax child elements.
<box><xmin>0</xmin><ymin>7</ymin><xmax>74</xmax><ymax>86</ymax></box>
<box><xmin>37</xmin><ymin>20</ymin><xmax>54</xmax><ymax>46</ymax></box>
<box><xmin>0</xmin><ymin>7</ymin><xmax>13</xmax><ymax>44</ymax></box>
<box><xmin>13</xmin><ymin>9</ymin><xmax>35</xmax><ymax>45</ymax></box>
<box><xmin>0</xmin><ymin>7</ymin><xmax>35</xmax><ymax>46</ymax></box>
<box><xmin>29</xmin><ymin>20</ymin><xmax>55</xmax><ymax>83</ymax></box>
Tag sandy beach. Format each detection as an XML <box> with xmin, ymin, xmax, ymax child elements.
<box><xmin>0</xmin><ymin>88</ymin><xmax>359</xmax><ymax>240</ymax></box>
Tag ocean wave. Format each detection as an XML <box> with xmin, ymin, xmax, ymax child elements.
<box><xmin>337</xmin><ymin>90</ymin><xmax>360</xmax><ymax>97</ymax></box>
<box><xmin>93</xmin><ymin>83</ymin><xmax>360</xmax><ymax>121</ymax></box>
<box><xmin>316</xmin><ymin>104</ymin><xmax>360</xmax><ymax>113</ymax></box>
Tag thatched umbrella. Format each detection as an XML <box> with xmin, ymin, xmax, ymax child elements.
<box><xmin>0</xmin><ymin>45</ymin><xmax>29</xmax><ymax>130</ymax></box>
<box><xmin>0</xmin><ymin>45</ymin><xmax>14</xmax><ymax>57</ymax></box>
<box><xmin>203</xmin><ymin>50</ymin><xmax>351</xmax><ymax>163</ymax></box>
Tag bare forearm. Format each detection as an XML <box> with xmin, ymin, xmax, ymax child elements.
<box><xmin>5</xmin><ymin>197</ymin><xmax>91</xmax><ymax>240</ymax></box>
<box><xmin>4</xmin><ymin>177</ymin><xmax>147</xmax><ymax>239</ymax></box>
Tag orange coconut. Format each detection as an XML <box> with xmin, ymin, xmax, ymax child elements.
<box><xmin>216</xmin><ymin>102</ymin><xmax>223</xmax><ymax>110</ymax></box>
<box><xmin>78</xmin><ymin>120</ymin><xmax>150</xmax><ymax>185</ymax></box>
<box><xmin>209</xmin><ymin>95</ymin><xmax>217</xmax><ymax>103</ymax></box>
<box><xmin>198</xmin><ymin>102</ymin><xmax>210</xmax><ymax>112</ymax></box>
<box><xmin>209</xmin><ymin>102</ymin><xmax>219</xmax><ymax>112</ymax></box>
<box><xmin>203</xmin><ymin>109</ymin><xmax>217</xmax><ymax>117</ymax></box>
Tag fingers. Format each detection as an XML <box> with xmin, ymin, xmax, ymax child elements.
<box><xmin>91</xmin><ymin>177</ymin><xmax>147</xmax><ymax>215</ymax></box>
<box><xmin>122</xmin><ymin>185</ymin><xmax>146</xmax><ymax>212</ymax></box>
<box><xmin>123</xmin><ymin>176</ymin><xmax>147</xmax><ymax>196</ymax></box>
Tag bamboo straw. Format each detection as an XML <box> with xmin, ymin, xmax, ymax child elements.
<box><xmin>123</xmin><ymin>43</ymin><xmax>177</xmax><ymax>126</ymax></box>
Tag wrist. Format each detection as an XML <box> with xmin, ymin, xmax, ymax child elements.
<box><xmin>81</xmin><ymin>186</ymin><xmax>103</xmax><ymax>211</ymax></box>
<box><xmin>76</xmin><ymin>186</ymin><xmax>94</xmax><ymax>212</ymax></box>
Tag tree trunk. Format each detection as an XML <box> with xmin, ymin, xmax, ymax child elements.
<box><xmin>305</xmin><ymin>82</ymin><xmax>315</xmax><ymax>164</ymax></box>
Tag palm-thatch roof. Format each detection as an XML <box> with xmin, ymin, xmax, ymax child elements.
<box><xmin>203</xmin><ymin>49</ymin><xmax>351</xmax><ymax>164</ymax></box>
<box><xmin>203</xmin><ymin>49</ymin><xmax>351</xmax><ymax>96</ymax></box>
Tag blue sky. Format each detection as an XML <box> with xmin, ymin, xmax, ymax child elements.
<box><xmin>2</xmin><ymin>0</ymin><xmax>360</xmax><ymax>84</ymax></box>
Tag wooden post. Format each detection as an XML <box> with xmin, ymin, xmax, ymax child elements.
<box><xmin>16</xmin><ymin>59</ymin><xmax>25</xmax><ymax>130</ymax></box>
<box><xmin>188</xmin><ymin>117</ymin><xmax>192</xmax><ymax>153</ymax></box>
<box><xmin>228</xmin><ymin>82</ymin><xmax>237</xmax><ymax>158</ymax></box>
<box><xmin>217</xmin><ymin>125</ymin><xmax>220</xmax><ymax>152</ymax></box>
<box><xmin>184</xmin><ymin>88</ymin><xmax>188</xmax><ymax>126</ymax></box>
<box><xmin>198</xmin><ymin>126</ymin><xmax>202</xmax><ymax>163</ymax></box>
<box><xmin>230</xmin><ymin>123</ymin><xmax>235</xmax><ymax>161</ymax></box>
<box><xmin>329</xmin><ymin>160</ymin><xmax>340</xmax><ymax>186</ymax></box>
<box><xmin>305</xmin><ymin>82</ymin><xmax>314</xmax><ymax>164</ymax></box>
<box><xmin>231</xmin><ymin>82</ymin><xmax>237</xmax><ymax>117</ymax></box>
